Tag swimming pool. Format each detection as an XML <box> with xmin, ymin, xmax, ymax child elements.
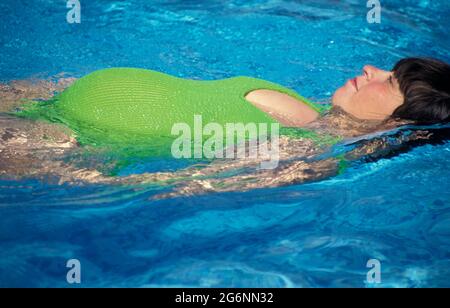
<box><xmin>1</xmin><ymin>0</ymin><xmax>449</xmax><ymax>287</ymax></box>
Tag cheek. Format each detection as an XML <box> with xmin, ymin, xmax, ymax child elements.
<box><xmin>346</xmin><ymin>85</ymin><xmax>387</xmax><ymax>120</ymax></box>
<box><xmin>351</xmin><ymin>85</ymin><xmax>395</xmax><ymax>118</ymax></box>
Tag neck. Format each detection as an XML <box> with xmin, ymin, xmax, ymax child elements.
<box><xmin>304</xmin><ymin>107</ymin><xmax>399</xmax><ymax>139</ymax></box>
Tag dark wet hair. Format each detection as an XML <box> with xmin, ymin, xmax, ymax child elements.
<box><xmin>392</xmin><ymin>57</ymin><xmax>450</xmax><ymax>124</ymax></box>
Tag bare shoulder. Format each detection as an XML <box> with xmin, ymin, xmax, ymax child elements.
<box><xmin>245</xmin><ymin>89</ymin><xmax>298</xmax><ymax>107</ymax></box>
<box><xmin>245</xmin><ymin>89</ymin><xmax>319</xmax><ymax>127</ymax></box>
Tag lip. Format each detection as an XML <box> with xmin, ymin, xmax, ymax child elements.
<box><xmin>350</xmin><ymin>77</ymin><xmax>358</xmax><ymax>91</ymax></box>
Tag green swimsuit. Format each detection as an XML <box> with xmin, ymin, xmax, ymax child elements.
<box><xmin>16</xmin><ymin>68</ymin><xmax>338</xmax><ymax>157</ymax></box>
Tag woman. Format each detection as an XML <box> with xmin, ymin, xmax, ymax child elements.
<box><xmin>1</xmin><ymin>57</ymin><xmax>449</xmax><ymax>196</ymax></box>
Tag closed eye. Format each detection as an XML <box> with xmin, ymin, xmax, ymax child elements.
<box><xmin>388</xmin><ymin>75</ymin><xmax>396</xmax><ymax>88</ymax></box>
<box><xmin>387</xmin><ymin>75</ymin><xmax>402</xmax><ymax>97</ymax></box>
<box><xmin>388</xmin><ymin>75</ymin><xmax>394</xmax><ymax>87</ymax></box>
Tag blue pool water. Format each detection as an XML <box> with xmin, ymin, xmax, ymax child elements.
<box><xmin>1</xmin><ymin>0</ymin><xmax>449</xmax><ymax>287</ymax></box>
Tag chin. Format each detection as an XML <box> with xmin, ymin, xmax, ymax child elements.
<box><xmin>331</xmin><ymin>87</ymin><xmax>344</xmax><ymax>106</ymax></box>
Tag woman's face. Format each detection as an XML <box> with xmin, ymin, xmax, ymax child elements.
<box><xmin>332</xmin><ymin>65</ymin><xmax>404</xmax><ymax>120</ymax></box>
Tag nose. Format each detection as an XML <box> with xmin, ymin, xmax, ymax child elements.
<box><xmin>362</xmin><ymin>65</ymin><xmax>390</xmax><ymax>81</ymax></box>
